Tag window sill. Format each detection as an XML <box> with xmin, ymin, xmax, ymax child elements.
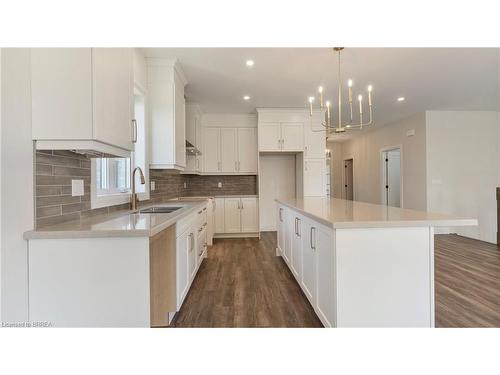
<box><xmin>91</xmin><ymin>193</ymin><xmax>130</xmax><ymax>210</ymax></box>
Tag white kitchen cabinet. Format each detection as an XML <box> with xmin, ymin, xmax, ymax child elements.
<box><xmin>187</xmin><ymin>229</ymin><xmax>196</xmax><ymax>281</ymax></box>
<box><xmin>303</xmin><ymin>159</ymin><xmax>326</xmax><ymax>197</ymax></box>
<box><xmin>290</xmin><ymin>214</ymin><xmax>303</xmax><ymax>279</ymax></box>
<box><xmin>207</xmin><ymin>198</ymin><xmax>215</xmax><ymax>245</ymax></box>
<box><xmin>277</xmin><ymin>205</ymin><xmax>286</xmax><ymax>253</ymax></box>
<box><xmin>258</xmin><ymin>121</ymin><xmax>303</xmax><ymax>152</ymax></box>
<box><xmin>183</xmin><ymin>104</ymin><xmax>204</xmax><ymax>175</ymax></box>
<box><xmin>221</xmin><ymin>128</ymin><xmax>238</xmax><ymax>173</ymax></box>
<box><xmin>304</xmin><ymin>124</ymin><xmax>326</xmax><ymax>158</ymax></box>
<box><xmin>240</xmin><ymin>197</ymin><xmax>259</xmax><ymax>233</ymax></box>
<box><xmin>203</xmin><ymin>127</ymin><xmax>221</xmax><ymax>173</ymax></box>
<box><xmin>214</xmin><ymin>198</ymin><xmax>225</xmax><ymax>233</ymax></box>
<box><xmin>301</xmin><ymin>218</ymin><xmax>316</xmax><ymax>304</ymax></box>
<box><xmin>149</xmin><ymin>60</ymin><xmax>187</xmax><ymax>170</ymax></box>
<box><xmin>31</xmin><ymin>48</ymin><xmax>135</xmax><ymax>154</ymax></box>
<box><xmin>258</xmin><ymin>122</ymin><xmax>281</xmax><ymax>151</ymax></box>
<box><xmin>224</xmin><ymin>198</ymin><xmax>242</xmax><ymax>233</ymax></box>
<box><xmin>315</xmin><ymin>225</ymin><xmax>335</xmax><ymax>327</ymax></box>
<box><xmin>201</xmin><ymin>127</ymin><xmax>257</xmax><ymax>174</ymax></box>
<box><xmin>237</xmin><ymin>128</ymin><xmax>257</xmax><ymax>173</ymax></box>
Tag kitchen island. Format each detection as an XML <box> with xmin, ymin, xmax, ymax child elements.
<box><xmin>275</xmin><ymin>197</ymin><xmax>477</xmax><ymax>327</ymax></box>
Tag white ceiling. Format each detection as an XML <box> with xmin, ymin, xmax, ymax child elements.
<box><xmin>142</xmin><ymin>48</ymin><xmax>499</xmax><ymax>131</ymax></box>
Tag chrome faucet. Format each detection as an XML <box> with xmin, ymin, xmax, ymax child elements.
<box><xmin>131</xmin><ymin>166</ymin><xmax>146</xmax><ymax>210</ymax></box>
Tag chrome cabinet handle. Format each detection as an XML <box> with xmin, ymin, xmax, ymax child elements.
<box><xmin>196</xmin><ymin>158</ymin><xmax>200</xmax><ymax>169</ymax></box>
<box><xmin>279</xmin><ymin>208</ymin><xmax>283</xmax><ymax>222</ymax></box>
<box><xmin>277</xmin><ymin>139</ymin><xmax>281</xmax><ymax>149</ymax></box>
<box><xmin>310</xmin><ymin>227</ymin><xmax>316</xmax><ymax>250</ymax></box>
<box><xmin>240</xmin><ymin>200</ymin><xmax>244</xmax><ymax>210</ymax></box>
<box><xmin>189</xmin><ymin>233</ymin><xmax>194</xmax><ymax>252</ymax></box>
<box><xmin>132</xmin><ymin>119</ymin><xmax>138</xmax><ymax>143</ymax></box>
<box><xmin>203</xmin><ymin>207</ymin><xmax>207</xmax><ymax>211</ymax></box>
<box><xmin>203</xmin><ymin>222</ymin><xmax>207</xmax><ymax>227</ymax></box>
<box><xmin>297</xmin><ymin>218</ymin><xmax>301</xmax><ymax>237</ymax></box>
<box><xmin>295</xmin><ymin>217</ymin><xmax>299</xmax><ymax>236</ymax></box>
<box><xmin>198</xmin><ymin>227</ymin><xmax>203</xmax><ymax>233</ymax></box>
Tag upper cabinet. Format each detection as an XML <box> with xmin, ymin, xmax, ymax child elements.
<box><xmin>257</xmin><ymin>109</ymin><xmax>307</xmax><ymax>152</ymax></box>
<box><xmin>31</xmin><ymin>48</ymin><xmax>135</xmax><ymax>155</ymax></box>
<box><xmin>148</xmin><ymin>59</ymin><xmax>187</xmax><ymax>170</ymax></box>
<box><xmin>202</xmin><ymin>127</ymin><xmax>257</xmax><ymax>175</ymax></box>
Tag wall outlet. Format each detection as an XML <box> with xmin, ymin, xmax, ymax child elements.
<box><xmin>218</xmin><ymin>182</ymin><xmax>222</xmax><ymax>188</ymax></box>
<box><xmin>71</xmin><ymin>179</ymin><xmax>84</xmax><ymax>197</ymax></box>
<box><xmin>150</xmin><ymin>181</ymin><xmax>156</xmax><ymax>191</ymax></box>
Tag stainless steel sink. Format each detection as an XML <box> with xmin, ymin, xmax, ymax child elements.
<box><xmin>137</xmin><ymin>206</ymin><xmax>183</xmax><ymax>214</ymax></box>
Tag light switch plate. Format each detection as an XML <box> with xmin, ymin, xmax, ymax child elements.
<box><xmin>406</xmin><ymin>129</ymin><xmax>415</xmax><ymax>137</ymax></box>
<box><xmin>150</xmin><ymin>181</ymin><xmax>156</xmax><ymax>191</ymax></box>
<box><xmin>71</xmin><ymin>179</ymin><xmax>84</xmax><ymax>197</ymax></box>
<box><xmin>218</xmin><ymin>182</ymin><xmax>222</xmax><ymax>188</ymax></box>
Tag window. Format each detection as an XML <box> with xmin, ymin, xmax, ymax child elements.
<box><xmin>91</xmin><ymin>86</ymin><xmax>149</xmax><ymax>209</ymax></box>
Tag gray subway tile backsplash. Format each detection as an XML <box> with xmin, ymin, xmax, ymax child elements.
<box><xmin>34</xmin><ymin>150</ymin><xmax>258</xmax><ymax>228</ymax></box>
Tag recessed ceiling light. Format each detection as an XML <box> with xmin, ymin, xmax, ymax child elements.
<box><xmin>243</xmin><ymin>95</ymin><xmax>251</xmax><ymax>101</ymax></box>
<box><xmin>397</xmin><ymin>97</ymin><xmax>405</xmax><ymax>102</ymax></box>
<box><xmin>245</xmin><ymin>60</ymin><xmax>254</xmax><ymax>67</ymax></box>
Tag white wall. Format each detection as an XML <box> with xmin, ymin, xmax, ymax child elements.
<box><xmin>259</xmin><ymin>154</ymin><xmax>296</xmax><ymax>231</ymax></box>
<box><xmin>426</xmin><ymin>111</ymin><xmax>500</xmax><ymax>243</ymax></box>
<box><xmin>338</xmin><ymin>112</ymin><xmax>427</xmax><ymax>210</ymax></box>
<box><xmin>1</xmin><ymin>49</ymin><xmax>33</xmax><ymax>323</ymax></box>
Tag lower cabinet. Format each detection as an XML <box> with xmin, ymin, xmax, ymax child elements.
<box><xmin>216</xmin><ymin>196</ymin><xmax>259</xmax><ymax>235</ymax></box>
<box><xmin>176</xmin><ymin>225</ymin><xmax>194</xmax><ymax>309</ymax></box>
<box><xmin>276</xmin><ymin>204</ymin><xmax>335</xmax><ymax>327</ymax></box>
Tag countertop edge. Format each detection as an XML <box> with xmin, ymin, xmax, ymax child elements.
<box><xmin>24</xmin><ymin>199</ymin><xmax>210</xmax><ymax>240</ymax></box>
<box><xmin>276</xmin><ymin>199</ymin><xmax>479</xmax><ymax>229</ymax></box>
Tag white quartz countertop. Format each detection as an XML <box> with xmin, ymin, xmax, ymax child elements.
<box><xmin>24</xmin><ymin>199</ymin><xmax>210</xmax><ymax>240</ymax></box>
<box><xmin>276</xmin><ymin>197</ymin><xmax>478</xmax><ymax>229</ymax></box>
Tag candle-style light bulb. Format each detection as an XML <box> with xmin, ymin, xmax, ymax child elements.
<box><xmin>308</xmin><ymin>96</ymin><xmax>315</xmax><ymax>116</ymax></box>
<box><xmin>358</xmin><ymin>94</ymin><xmax>363</xmax><ymax>114</ymax></box>
<box><xmin>326</xmin><ymin>100</ymin><xmax>331</xmax><ymax>125</ymax></box>
<box><xmin>318</xmin><ymin>86</ymin><xmax>324</xmax><ymax>108</ymax></box>
<box><xmin>367</xmin><ymin>85</ymin><xmax>373</xmax><ymax>106</ymax></box>
<box><xmin>348</xmin><ymin>79</ymin><xmax>353</xmax><ymax>88</ymax></box>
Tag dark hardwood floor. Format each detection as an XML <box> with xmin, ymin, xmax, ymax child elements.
<box><xmin>172</xmin><ymin>232</ymin><xmax>500</xmax><ymax>328</ymax></box>
<box><xmin>435</xmin><ymin>234</ymin><xmax>500</xmax><ymax>327</ymax></box>
<box><xmin>171</xmin><ymin>232</ymin><xmax>322</xmax><ymax>327</ymax></box>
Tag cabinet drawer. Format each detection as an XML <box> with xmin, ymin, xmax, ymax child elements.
<box><xmin>176</xmin><ymin>213</ymin><xmax>195</xmax><ymax>237</ymax></box>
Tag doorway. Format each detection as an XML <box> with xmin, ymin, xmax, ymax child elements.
<box><xmin>343</xmin><ymin>158</ymin><xmax>353</xmax><ymax>200</ymax></box>
<box><xmin>381</xmin><ymin>147</ymin><xmax>402</xmax><ymax>207</ymax></box>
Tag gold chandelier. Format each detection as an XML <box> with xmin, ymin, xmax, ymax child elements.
<box><xmin>307</xmin><ymin>47</ymin><xmax>374</xmax><ymax>134</ymax></box>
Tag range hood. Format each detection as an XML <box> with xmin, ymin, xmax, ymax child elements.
<box><xmin>186</xmin><ymin>140</ymin><xmax>202</xmax><ymax>155</ymax></box>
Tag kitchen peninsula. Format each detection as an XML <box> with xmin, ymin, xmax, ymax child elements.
<box><xmin>276</xmin><ymin>197</ymin><xmax>477</xmax><ymax>327</ymax></box>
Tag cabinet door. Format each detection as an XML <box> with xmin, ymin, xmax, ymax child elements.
<box><xmin>185</xmin><ymin>155</ymin><xmax>197</xmax><ymax>173</ymax></box>
<box><xmin>304</xmin><ymin>125</ymin><xmax>326</xmax><ymax>158</ymax></box>
<box><xmin>301</xmin><ymin>219</ymin><xmax>317</xmax><ymax>304</ymax></box>
<box><xmin>176</xmin><ymin>230</ymin><xmax>190</xmax><ymax>309</ymax></box>
<box><xmin>174</xmin><ymin>74</ymin><xmax>186</xmax><ymax>168</ymax></box>
<box><xmin>214</xmin><ymin>198</ymin><xmax>225</xmax><ymax>233</ymax></box>
<box><xmin>240</xmin><ymin>198</ymin><xmax>258</xmax><ymax>232</ymax></box>
<box><xmin>277</xmin><ymin>206</ymin><xmax>285</xmax><ymax>253</ymax></box>
<box><xmin>203</xmin><ymin>128</ymin><xmax>221</xmax><ymax>172</ymax></box>
<box><xmin>187</xmin><ymin>231</ymin><xmax>196</xmax><ymax>282</ymax></box>
<box><xmin>31</xmin><ymin>48</ymin><xmax>93</xmax><ymax>140</ymax></box>
<box><xmin>315</xmin><ymin>226</ymin><xmax>335</xmax><ymax>327</ymax></box>
<box><xmin>290</xmin><ymin>215</ymin><xmax>303</xmax><ymax>280</ymax></box>
<box><xmin>258</xmin><ymin>122</ymin><xmax>281</xmax><ymax>151</ymax></box>
<box><xmin>224</xmin><ymin>198</ymin><xmax>241</xmax><ymax>233</ymax></box>
<box><xmin>304</xmin><ymin>159</ymin><xmax>326</xmax><ymax>197</ymax></box>
<box><xmin>281</xmin><ymin>122</ymin><xmax>303</xmax><ymax>151</ymax></box>
<box><xmin>237</xmin><ymin>128</ymin><xmax>257</xmax><ymax>173</ymax></box>
<box><xmin>220</xmin><ymin>128</ymin><xmax>238</xmax><ymax>173</ymax></box>
<box><xmin>93</xmin><ymin>48</ymin><xmax>134</xmax><ymax>151</ymax></box>
<box><xmin>283</xmin><ymin>209</ymin><xmax>293</xmax><ymax>264</ymax></box>
<box><xmin>206</xmin><ymin>199</ymin><xmax>214</xmax><ymax>245</ymax></box>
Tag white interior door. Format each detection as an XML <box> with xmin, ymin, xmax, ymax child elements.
<box><xmin>224</xmin><ymin>198</ymin><xmax>241</xmax><ymax>233</ymax></box>
<box><xmin>383</xmin><ymin>149</ymin><xmax>401</xmax><ymax>207</ymax></box>
<box><xmin>220</xmin><ymin>128</ymin><xmax>238</xmax><ymax>173</ymax></box>
<box><xmin>258</xmin><ymin>122</ymin><xmax>281</xmax><ymax>151</ymax></box>
<box><xmin>203</xmin><ymin>128</ymin><xmax>221</xmax><ymax>172</ymax></box>
<box><xmin>237</xmin><ymin>128</ymin><xmax>257</xmax><ymax>173</ymax></box>
<box><xmin>240</xmin><ymin>198</ymin><xmax>258</xmax><ymax>232</ymax></box>
<box><xmin>281</xmin><ymin>122</ymin><xmax>303</xmax><ymax>151</ymax></box>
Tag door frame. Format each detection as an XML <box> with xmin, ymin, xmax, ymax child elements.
<box><xmin>342</xmin><ymin>156</ymin><xmax>355</xmax><ymax>200</ymax></box>
<box><xmin>380</xmin><ymin>145</ymin><xmax>404</xmax><ymax>208</ymax></box>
